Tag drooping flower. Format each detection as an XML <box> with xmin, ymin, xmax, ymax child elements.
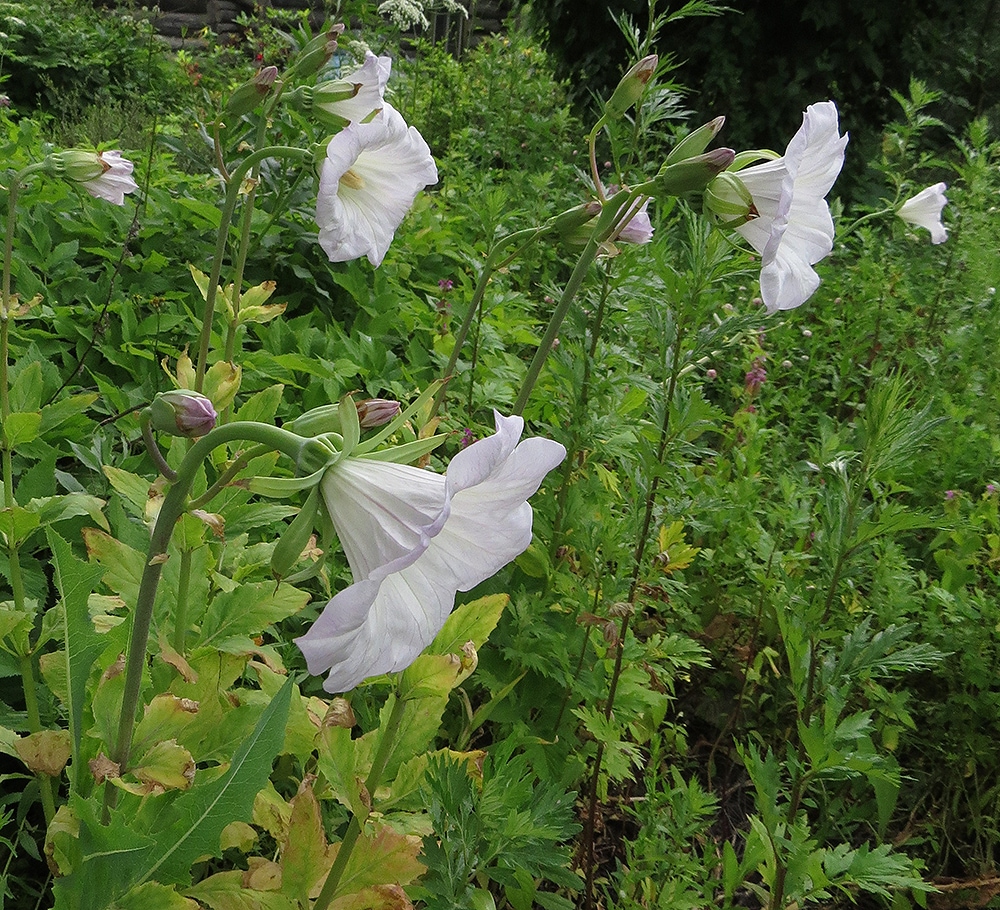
<box><xmin>52</xmin><ymin>150</ymin><xmax>139</xmax><ymax>205</ymax></box>
<box><xmin>315</xmin><ymin>102</ymin><xmax>438</xmax><ymax>267</ymax></box>
<box><xmin>897</xmin><ymin>182</ymin><xmax>948</xmax><ymax>244</ymax></box>
<box><xmin>734</xmin><ymin>101</ymin><xmax>849</xmax><ymax>313</ymax></box>
<box><xmin>295</xmin><ymin>412</ymin><xmax>566</xmax><ymax>693</ymax></box>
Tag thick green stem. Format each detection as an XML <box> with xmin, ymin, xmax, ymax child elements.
<box><xmin>103</xmin><ymin>422</ymin><xmax>312</xmax><ymax>820</ymax></box>
<box><xmin>172</xmin><ymin>549</ymin><xmax>194</xmax><ymax>654</ymax></box>
<box><xmin>312</xmin><ymin>689</ymin><xmax>408</xmax><ymax>910</ymax></box>
<box><xmin>193</xmin><ymin>146</ymin><xmax>309</xmax><ymax>391</ymax></box>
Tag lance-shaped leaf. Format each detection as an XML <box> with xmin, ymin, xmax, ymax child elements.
<box><xmin>47</xmin><ymin>528</ymin><xmax>107</xmax><ymax>786</ymax></box>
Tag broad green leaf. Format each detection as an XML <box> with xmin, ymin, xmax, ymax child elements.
<box><xmin>234</xmin><ymin>384</ymin><xmax>285</xmax><ymax>424</ymax></box>
<box><xmin>47</xmin><ymin>529</ymin><xmax>106</xmax><ymax>785</ymax></box>
<box><xmin>52</xmin><ymin>797</ymin><xmax>159</xmax><ymax>910</ymax></box>
<box><xmin>103</xmin><ymin>466</ymin><xmax>154</xmax><ymax>516</ymax></box>
<box><xmin>194</xmin><ymin>582</ymin><xmax>310</xmax><ymax>654</ymax></box>
<box><xmin>0</xmin><ymin>505</ymin><xmax>41</xmax><ymax>547</ymax></box>
<box><xmin>82</xmin><ymin>528</ymin><xmax>145</xmax><ymax>607</ymax></box>
<box><xmin>113</xmin><ymin>881</ymin><xmax>199</xmax><ymax>910</ymax></box>
<box><xmin>329</xmin><ymin>825</ymin><xmax>424</xmax><ymax>902</ymax></box>
<box><xmin>29</xmin><ymin>492</ymin><xmax>109</xmax><ymax>532</ymax></box>
<box><xmin>136</xmin><ymin>679</ymin><xmax>292</xmax><ymax>887</ymax></box>
<box><xmin>2</xmin><ymin>410</ymin><xmax>42</xmax><ymax>447</ymax></box>
<box><xmin>39</xmin><ymin>392</ymin><xmax>99</xmax><ymax>436</ymax></box>
<box><xmin>427</xmin><ymin>593</ymin><xmax>508</xmax><ymax>656</ymax></box>
<box><xmin>185</xmin><ymin>871</ymin><xmax>298</xmax><ymax>910</ymax></box>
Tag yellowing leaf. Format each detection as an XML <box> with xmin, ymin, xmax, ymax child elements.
<box><xmin>15</xmin><ymin>729</ymin><xmax>71</xmax><ymax>776</ymax></box>
<box><xmin>281</xmin><ymin>778</ymin><xmax>331</xmax><ymax>904</ymax></box>
<box><xmin>134</xmin><ymin>739</ymin><xmax>196</xmax><ymax>791</ymax></box>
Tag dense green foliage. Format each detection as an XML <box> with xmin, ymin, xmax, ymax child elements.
<box><xmin>1</xmin><ymin>2</ymin><xmax>1000</xmax><ymax>909</ymax></box>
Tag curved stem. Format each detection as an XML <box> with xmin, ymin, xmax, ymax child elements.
<box><xmin>312</xmin><ymin>688</ymin><xmax>408</xmax><ymax>910</ymax></box>
<box><xmin>172</xmin><ymin>549</ymin><xmax>194</xmax><ymax>654</ymax></box>
<box><xmin>103</xmin><ymin>422</ymin><xmax>310</xmax><ymax>820</ymax></box>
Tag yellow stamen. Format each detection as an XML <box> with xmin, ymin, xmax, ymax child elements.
<box><xmin>340</xmin><ymin>168</ymin><xmax>365</xmax><ymax>190</ymax></box>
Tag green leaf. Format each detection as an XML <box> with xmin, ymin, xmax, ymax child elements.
<box><xmin>280</xmin><ymin>780</ymin><xmax>328</xmax><ymax>904</ymax></box>
<box><xmin>185</xmin><ymin>871</ymin><xmax>298</xmax><ymax>910</ymax></box>
<box><xmin>427</xmin><ymin>593</ymin><xmax>508</xmax><ymax>656</ymax></box>
<box><xmin>47</xmin><ymin>529</ymin><xmax>106</xmax><ymax>789</ymax></box>
<box><xmin>2</xmin><ymin>410</ymin><xmax>42</xmax><ymax>447</ymax></box>
<box><xmin>193</xmin><ymin>582</ymin><xmax>310</xmax><ymax>654</ymax></box>
<box><xmin>110</xmin><ymin>880</ymin><xmax>198</xmax><ymax>910</ymax></box>
<box><xmin>0</xmin><ymin>504</ymin><xmax>41</xmax><ymax>547</ymax></box>
<box><xmin>137</xmin><ymin>678</ymin><xmax>293</xmax><ymax>887</ymax></box>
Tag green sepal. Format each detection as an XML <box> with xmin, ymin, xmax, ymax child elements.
<box><xmin>354</xmin><ymin>380</ymin><xmax>445</xmax><ymax>456</ymax></box>
<box><xmin>361</xmin><ymin>434</ymin><xmax>449</xmax><ymax>465</ymax></box>
<box><xmin>271</xmin><ymin>486</ymin><xmax>321</xmax><ymax>581</ymax></box>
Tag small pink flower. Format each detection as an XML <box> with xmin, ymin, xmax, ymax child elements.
<box><xmin>745</xmin><ymin>359</ymin><xmax>767</xmax><ymax>396</ymax></box>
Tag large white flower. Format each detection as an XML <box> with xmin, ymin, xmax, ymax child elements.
<box><xmin>315</xmin><ymin>102</ymin><xmax>438</xmax><ymax>267</ymax></box>
<box><xmin>897</xmin><ymin>182</ymin><xmax>948</xmax><ymax>244</ymax></box>
<box><xmin>735</xmin><ymin>101</ymin><xmax>849</xmax><ymax>313</ymax></box>
<box><xmin>295</xmin><ymin>413</ymin><xmax>566</xmax><ymax>693</ymax></box>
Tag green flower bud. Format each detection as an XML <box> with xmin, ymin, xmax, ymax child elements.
<box><xmin>271</xmin><ymin>485</ymin><xmax>321</xmax><ymax>581</ymax></box>
<box><xmin>605</xmin><ymin>54</ymin><xmax>658</xmax><ymax>120</ymax></box>
<box><xmin>664</xmin><ymin>116</ymin><xmax>726</xmax><ymax>166</ymax></box>
<box><xmin>654</xmin><ymin>147</ymin><xmax>736</xmax><ymax>197</ymax></box>
<box><xmin>703</xmin><ymin>170</ymin><xmax>759</xmax><ymax>227</ymax></box>
<box><xmin>288</xmin><ymin>23</ymin><xmax>344</xmax><ymax>79</ymax></box>
<box><xmin>224</xmin><ymin>66</ymin><xmax>279</xmax><ymax>119</ymax></box>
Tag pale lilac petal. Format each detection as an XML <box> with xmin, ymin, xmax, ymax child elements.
<box><xmin>897</xmin><ymin>182</ymin><xmax>948</xmax><ymax>244</ymax></box>
<box><xmin>735</xmin><ymin>101</ymin><xmax>848</xmax><ymax>313</ymax></box>
<box><xmin>295</xmin><ymin>412</ymin><xmax>566</xmax><ymax>692</ymax></box>
<box><xmin>316</xmin><ymin>102</ymin><xmax>438</xmax><ymax>267</ymax></box>
<box><xmin>82</xmin><ymin>151</ymin><xmax>138</xmax><ymax>205</ymax></box>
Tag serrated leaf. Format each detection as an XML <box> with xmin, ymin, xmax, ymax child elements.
<box><xmin>82</xmin><ymin>528</ymin><xmax>145</xmax><ymax>606</ymax></box>
<box><xmin>133</xmin><ymin>739</ymin><xmax>196</xmax><ymax>791</ymax></box>
<box><xmin>426</xmin><ymin>593</ymin><xmax>508</xmax><ymax>657</ymax></box>
<box><xmin>194</xmin><ymin>582</ymin><xmax>310</xmax><ymax>654</ymax></box>
<box><xmin>2</xmin><ymin>410</ymin><xmax>42</xmax><ymax>447</ymax></box>
<box><xmin>135</xmin><ymin>679</ymin><xmax>292</xmax><ymax>887</ymax></box>
<box><xmin>280</xmin><ymin>779</ymin><xmax>329</xmax><ymax>903</ymax></box>
<box><xmin>103</xmin><ymin>466</ymin><xmax>154</xmax><ymax>515</ymax></box>
<box><xmin>329</xmin><ymin>826</ymin><xmax>424</xmax><ymax>903</ymax></box>
<box><xmin>0</xmin><ymin>504</ymin><xmax>41</xmax><ymax>547</ymax></box>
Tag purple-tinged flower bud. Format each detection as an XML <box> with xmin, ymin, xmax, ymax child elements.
<box><xmin>149</xmin><ymin>390</ymin><xmax>217</xmax><ymax>438</ymax></box>
<box><xmin>290</xmin><ymin>23</ymin><xmax>345</xmax><ymax>78</ymax></box>
<box><xmin>665</xmin><ymin>116</ymin><xmax>726</xmax><ymax>166</ymax></box>
<box><xmin>706</xmin><ymin>369</ymin><xmax>717</xmax><ymax>380</ymax></box>
<box><xmin>745</xmin><ymin>359</ymin><xmax>767</xmax><ymax>397</ymax></box>
<box><xmin>356</xmin><ymin>398</ymin><xmax>401</xmax><ymax>429</ymax></box>
<box><xmin>225</xmin><ymin>66</ymin><xmax>280</xmax><ymax>118</ymax></box>
<box><xmin>605</xmin><ymin>54</ymin><xmax>658</xmax><ymax>119</ymax></box>
<box><xmin>655</xmin><ymin>148</ymin><xmax>736</xmax><ymax>197</ymax></box>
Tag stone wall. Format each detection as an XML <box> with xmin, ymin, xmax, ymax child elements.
<box><xmin>149</xmin><ymin>1</ymin><xmax>513</xmax><ymax>50</ymax></box>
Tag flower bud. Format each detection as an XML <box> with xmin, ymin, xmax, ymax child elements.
<box><xmin>224</xmin><ymin>66</ymin><xmax>280</xmax><ymax>119</ymax></box>
<box><xmin>550</xmin><ymin>200</ymin><xmax>601</xmax><ymax>247</ymax></box>
<box><xmin>356</xmin><ymin>398</ymin><xmax>401</xmax><ymax>429</ymax></box>
<box><xmin>48</xmin><ymin>149</ymin><xmax>105</xmax><ymax>183</ymax></box>
<box><xmin>664</xmin><ymin>116</ymin><xmax>726</xmax><ymax>166</ymax></box>
<box><xmin>289</xmin><ymin>24</ymin><xmax>345</xmax><ymax>79</ymax></box>
<box><xmin>605</xmin><ymin>54</ymin><xmax>657</xmax><ymax>119</ymax></box>
<box><xmin>148</xmin><ymin>391</ymin><xmax>217</xmax><ymax>438</ymax></box>
<box><xmin>703</xmin><ymin>171</ymin><xmax>759</xmax><ymax>227</ymax></box>
<box><xmin>654</xmin><ymin>147</ymin><xmax>736</xmax><ymax>197</ymax></box>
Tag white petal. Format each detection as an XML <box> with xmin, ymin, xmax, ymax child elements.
<box><xmin>897</xmin><ymin>182</ymin><xmax>948</xmax><ymax>244</ymax></box>
<box><xmin>317</xmin><ymin>52</ymin><xmax>392</xmax><ymax>124</ymax></box>
<box><xmin>295</xmin><ymin>412</ymin><xmax>565</xmax><ymax>692</ymax></box>
<box><xmin>316</xmin><ymin>103</ymin><xmax>437</xmax><ymax>267</ymax></box>
<box><xmin>83</xmin><ymin>151</ymin><xmax>138</xmax><ymax>205</ymax></box>
<box><xmin>735</xmin><ymin>101</ymin><xmax>848</xmax><ymax>312</ymax></box>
